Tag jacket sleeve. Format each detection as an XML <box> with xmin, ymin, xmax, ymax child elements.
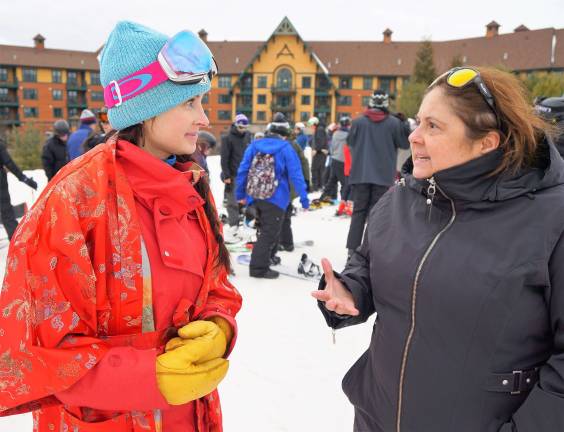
<box><xmin>393</xmin><ymin>119</ymin><xmax>410</xmax><ymax>150</ymax></box>
<box><xmin>347</xmin><ymin>122</ymin><xmax>358</xmax><ymax>149</ymax></box>
<box><xmin>284</xmin><ymin>145</ymin><xmax>309</xmax><ymax>208</ymax></box>
<box><xmin>41</xmin><ymin>143</ymin><xmax>55</xmax><ymax>180</ymax></box>
<box><xmin>0</xmin><ymin>145</ymin><xmax>25</xmax><ymax>181</ymax></box>
<box><xmin>235</xmin><ymin>145</ymin><xmax>254</xmax><ymax>201</ymax></box>
<box><xmin>315</xmin><ymin>129</ymin><xmax>328</xmax><ymax>151</ymax></box>
<box><xmin>55</xmin><ymin>346</ymin><xmax>169</xmax><ymax>411</ymax></box>
<box><xmin>499</xmin><ymin>232</ymin><xmax>564</xmax><ymax>431</ymax></box>
<box><xmin>291</xmin><ymin>141</ymin><xmax>311</xmax><ymax>183</ymax></box>
<box><xmin>317</xmin><ymin>210</ymin><xmax>375</xmax><ymax>329</ymax></box>
<box><xmin>0</xmin><ymin>187</ymin><xmax>111</xmax><ymax>416</ymax></box>
<box><xmin>220</xmin><ymin>134</ymin><xmax>232</xmax><ymax>178</ymax></box>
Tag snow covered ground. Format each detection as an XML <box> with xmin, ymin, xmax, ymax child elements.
<box><xmin>0</xmin><ymin>154</ymin><xmax>374</xmax><ymax>431</ymax></box>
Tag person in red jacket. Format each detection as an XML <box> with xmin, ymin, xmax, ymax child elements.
<box><xmin>0</xmin><ymin>21</ymin><xmax>241</xmax><ymax>432</ymax></box>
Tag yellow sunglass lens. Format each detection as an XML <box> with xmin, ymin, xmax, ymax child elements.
<box><xmin>447</xmin><ymin>69</ymin><xmax>478</xmax><ymax>88</ymax></box>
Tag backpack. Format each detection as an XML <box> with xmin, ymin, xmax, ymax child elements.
<box><xmin>246</xmin><ymin>152</ymin><xmax>278</xmax><ymax>199</ymax></box>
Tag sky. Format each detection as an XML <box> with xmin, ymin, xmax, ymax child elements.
<box><xmin>1</xmin><ymin>0</ymin><xmax>562</xmax><ymax>52</ymax></box>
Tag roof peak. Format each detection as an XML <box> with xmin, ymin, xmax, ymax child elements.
<box><xmin>274</xmin><ymin>16</ymin><xmax>298</xmax><ymax>36</ymax></box>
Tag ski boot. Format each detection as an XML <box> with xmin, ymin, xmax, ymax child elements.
<box><xmin>298</xmin><ymin>253</ymin><xmax>321</xmax><ymax>278</ymax></box>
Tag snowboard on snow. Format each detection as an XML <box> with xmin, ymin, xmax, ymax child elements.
<box><xmin>228</xmin><ymin>239</ymin><xmax>314</xmax><ymax>253</ymax></box>
<box><xmin>236</xmin><ymin>253</ymin><xmax>322</xmax><ymax>282</ymax></box>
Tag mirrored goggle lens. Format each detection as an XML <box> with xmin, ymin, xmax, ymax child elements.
<box><xmin>446</xmin><ymin>68</ymin><xmax>478</xmax><ymax>88</ymax></box>
<box><xmin>161</xmin><ymin>30</ymin><xmax>217</xmax><ymax>78</ymax></box>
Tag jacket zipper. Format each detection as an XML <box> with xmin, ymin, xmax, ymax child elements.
<box><xmin>395</xmin><ymin>178</ymin><xmax>456</xmax><ymax>432</ymax></box>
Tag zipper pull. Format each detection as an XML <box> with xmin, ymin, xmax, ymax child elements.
<box><xmin>332</xmin><ymin>328</ymin><xmax>336</xmax><ymax>345</ymax></box>
<box><xmin>396</xmin><ymin>177</ymin><xmax>406</xmax><ymax>187</ymax></box>
<box><xmin>426</xmin><ymin>177</ymin><xmax>436</xmax><ymax>222</ymax></box>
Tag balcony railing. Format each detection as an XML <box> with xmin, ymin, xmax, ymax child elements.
<box><xmin>0</xmin><ymin>97</ymin><xmax>19</xmax><ymax>107</ymax></box>
<box><xmin>271</xmin><ymin>86</ymin><xmax>296</xmax><ymax>94</ymax></box>
<box><xmin>66</xmin><ymin>82</ymin><xmax>87</xmax><ymax>91</ymax></box>
<box><xmin>314</xmin><ymin>106</ymin><xmax>331</xmax><ymax>113</ymax></box>
<box><xmin>236</xmin><ymin>105</ymin><xmax>252</xmax><ymax>112</ymax></box>
<box><xmin>0</xmin><ymin>80</ymin><xmax>18</xmax><ymax>89</ymax></box>
<box><xmin>67</xmin><ymin>100</ymin><xmax>88</xmax><ymax>109</ymax></box>
<box><xmin>315</xmin><ymin>88</ymin><xmax>331</xmax><ymax>96</ymax></box>
<box><xmin>0</xmin><ymin>119</ymin><xmax>21</xmax><ymax>126</ymax></box>
<box><xmin>239</xmin><ymin>87</ymin><xmax>253</xmax><ymax>95</ymax></box>
<box><xmin>270</xmin><ymin>102</ymin><xmax>295</xmax><ymax>111</ymax></box>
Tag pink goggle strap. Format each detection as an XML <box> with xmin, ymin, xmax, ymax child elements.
<box><xmin>103</xmin><ymin>61</ymin><xmax>168</xmax><ymax>108</ymax></box>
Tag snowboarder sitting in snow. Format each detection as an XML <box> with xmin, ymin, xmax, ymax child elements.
<box><xmin>236</xmin><ymin>112</ymin><xmax>309</xmax><ymax>278</ymax></box>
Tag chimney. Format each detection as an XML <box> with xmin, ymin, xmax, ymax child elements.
<box><xmin>33</xmin><ymin>34</ymin><xmax>45</xmax><ymax>49</ymax></box>
<box><xmin>514</xmin><ymin>24</ymin><xmax>529</xmax><ymax>32</ymax></box>
<box><xmin>383</xmin><ymin>28</ymin><xmax>393</xmax><ymax>44</ymax></box>
<box><xmin>198</xmin><ymin>29</ymin><xmax>208</xmax><ymax>42</ymax></box>
<box><xmin>485</xmin><ymin>21</ymin><xmax>500</xmax><ymax>38</ymax></box>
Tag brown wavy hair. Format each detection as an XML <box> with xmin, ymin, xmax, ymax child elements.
<box><xmin>110</xmin><ymin>124</ymin><xmax>231</xmax><ymax>273</ymax></box>
<box><xmin>428</xmin><ymin>66</ymin><xmax>556</xmax><ymax>175</ymax></box>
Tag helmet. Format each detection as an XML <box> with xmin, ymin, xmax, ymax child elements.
<box><xmin>307</xmin><ymin>116</ymin><xmax>319</xmax><ymax>126</ymax></box>
<box><xmin>369</xmin><ymin>89</ymin><xmax>389</xmax><ymax>109</ymax></box>
<box><xmin>53</xmin><ymin>119</ymin><xmax>70</xmax><ymax>137</ymax></box>
<box><xmin>268</xmin><ymin>112</ymin><xmax>290</xmax><ymax>137</ymax></box>
<box><xmin>535</xmin><ymin>96</ymin><xmax>564</xmax><ymax>124</ymax></box>
<box><xmin>295</xmin><ymin>122</ymin><xmax>306</xmax><ymax>130</ymax></box>
<box><xmin>339</xmin><ymin>116</ymin><xmax>351</xmax><ymax>127</ymax></box>
<box><xmin>197</xmin><ymin>130</ymin><xmax>217</xmax><ymax>149</ymax></box>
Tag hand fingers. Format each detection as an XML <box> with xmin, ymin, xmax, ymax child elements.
<box><xmin>321</xmin><ymin>258</ymin><xmax>334</xmax><ymax>282</ymax></box>
<box><xmin>177</xmin><ymin>320</ymin><xmax>219</xmax><ymax>340</ymax></box>
<box><xmin>326</xmin><ymin>299</ymin><xmax>360</xmax><ymax>316</ymax></box>
<box><xmin>311</xmin><ymin>290</ymin><xmax>332</xmax><ymax>302</ymax></box>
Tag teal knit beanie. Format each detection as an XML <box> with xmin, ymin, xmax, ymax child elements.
<box><xmin>100</xmin><ymin>21</ymin><xmax>211</xmax><ymax>130</ymax></box>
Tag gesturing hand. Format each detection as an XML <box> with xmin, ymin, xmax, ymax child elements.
<box><xmin>311</xmin><ymin>258</ymin><xmax>359</xmax><ymax>316</ymax></box>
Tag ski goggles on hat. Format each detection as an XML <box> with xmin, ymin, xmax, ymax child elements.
<box><xmin>104</xmin><ymin>30</ymin><xmax>218</xmax><ymax>108</ymax></box>
<box><xmin>430</xmin><ymin>67</ymin><xmax>499</xmax><ymax>127</ymax></box>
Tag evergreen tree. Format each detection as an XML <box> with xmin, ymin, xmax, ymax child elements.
<box><xmin>413</xmin><ymin>40</ymin><xmax>436</xmax><ymax>85</ymax></box>
<box><xmin>397</xmin><ymin>81</ymin><xmax>427</xmax><ymax>118</ymax></box>
<box><xmin>450</xmin><ymin>54</ymin><xmax>464</xmax><ymax>69</ymax></box>
<box><xmin>524</xmin><ymin>72</ymin><xmax>564</xmax><ymax>101</ymax></box>
<box><xmin>6</xmin><ymin>123</ymin><xmax>42</xmax><ymax>170</ymax></box>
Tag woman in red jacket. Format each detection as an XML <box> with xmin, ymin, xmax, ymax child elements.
<box><xmin>0</xmin><ymin>21</ymin><xmax>241</xmax><ymax>432</ymax></box>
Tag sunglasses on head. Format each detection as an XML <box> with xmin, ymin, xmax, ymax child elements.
<box><xmin>430</xmin><ymin>67</ymin><xmax>499</xmax><ymax>127</ymax></box>
<box><xmin>104</xmin><ymin>30</ymin><xmax>218</xmax><ymax>108</ymax></box>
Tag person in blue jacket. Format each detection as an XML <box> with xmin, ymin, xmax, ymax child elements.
<box><xmin>67</xmin><ymin>109</ymin><xmax>97</xmax><ymax>160</ymax></box>
<box><xmin>236</xmin><ymin>112</ymin><xmax>309</xmax><ymax>278</ymax></box>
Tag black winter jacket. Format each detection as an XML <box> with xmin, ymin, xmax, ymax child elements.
<box><xmin>311</xmin><ymin>125</ymin><xmax>328</xmax><ymax>152</ymax></box>
<box><xmin>42</xmin><ymin>135</ymin><xmax>68</xmax><ymax>180</ymax></box>
<box><xmin>0</xmin><ymin>140</ymin><xmax>25</xmax><ymax>183</ymax></box>
<box><xmin>319</xmin><ymin>140</ymin><xmax>564</xmax><ymax>432</ymax></box>
<box><xmin>220</xmin><ymin>125</ymin><xmax>251</xmax><ymax>180</ymax></box>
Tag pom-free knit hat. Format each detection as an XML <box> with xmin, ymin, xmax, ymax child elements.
<box><xmin>99</xmin><ymin>21</ymin><xmax>212</xmax><ymax>130</ymax></box>
<box><xmin>79</xmin><ymin>109</ymin><xmax>96</xmax><ymax>125</ymax></box>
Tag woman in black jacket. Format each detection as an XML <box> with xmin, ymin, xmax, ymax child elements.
<box><xmin>313</xmin><ymin>67</ymin><xmax>564</xmax><ymax>432</ymax></box>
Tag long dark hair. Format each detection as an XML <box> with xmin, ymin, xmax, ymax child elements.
<box><xmin>112</xmin><ymin>125</ymin><xmax>231</xmax><ymax>273</ymax></box>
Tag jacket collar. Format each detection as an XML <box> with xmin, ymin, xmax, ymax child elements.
<box><xmin>115</xmin><ymin>140</ymin><xmax>205</xmax><ymax>217</ymax></box>
<box><xmin>401</xmin><ymin>138</ymin><xmax>564</xmax><ymax>203</ymax></box>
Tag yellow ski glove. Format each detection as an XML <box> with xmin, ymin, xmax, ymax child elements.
<box><xmin>156</xmin><ymin>321</ymin><xmax>229</xmax><ymax>405</ymax></box>
<box><xmin>206</xmin><ymin>316</ymin><xmax>234</xmax><ymax>347</ymax></box>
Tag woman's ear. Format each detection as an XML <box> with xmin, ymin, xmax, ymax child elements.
<box><xmin>480</xmin><ymin>131</ymin><xmax>500</xmax><ymax>154</ymax></box>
